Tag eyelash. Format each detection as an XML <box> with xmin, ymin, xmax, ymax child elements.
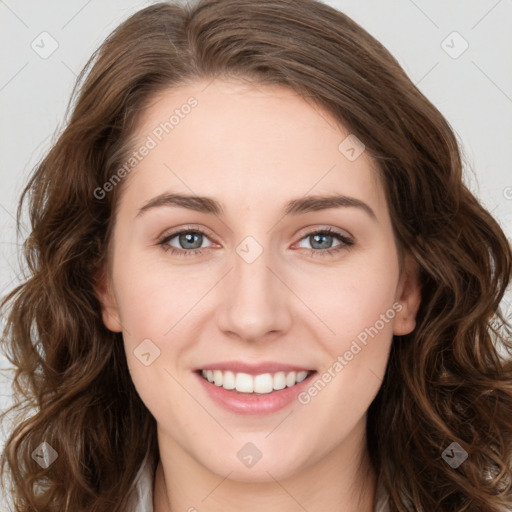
<box><xmin>157</xmin><ymin>226</ymin><xmax>354</xmax><ymax>258</ymax></box>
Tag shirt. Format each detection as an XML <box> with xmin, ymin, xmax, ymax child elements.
<box><xmin>126</xmin><ymin>454</ymin><xmax>390</xmax><ymax>512</ymax></box>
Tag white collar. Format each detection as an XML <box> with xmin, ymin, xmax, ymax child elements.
<box><xmin>126</xmin><ymin>453</ymin><xmax>155</xmax><ymax>512</ymax></box>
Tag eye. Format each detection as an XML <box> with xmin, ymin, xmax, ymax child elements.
<box><xmin>295</xmin><ymin>227</ymin><xmax>354</xmax><ymax>257</ymax></box>
<box><xmin>157</xmin><ymin>228</ymin><xmax>213</xmax><ymax>256</ymax></box>
<box><xmin>157</xmin><ymin>226</ymin><xmax>354</xmax><ymax>258</ymax></box>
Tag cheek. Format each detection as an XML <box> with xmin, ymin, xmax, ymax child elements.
<box><xmin>298</xmin><ymin>247</ymin><xmax>399</xmax><ymax>400</ymax></box>
<box><xmin>296</xmin><ymin>291</ymin><xmax>396</xmax><ymax>444</ymax></box>
<box><xmin>115</xmin><ymin>267</ymin><xmax>195</xmax><ymax>424</ymax></box>
<box><xmin>110</xmin><ymin>247</ymin><xmax>219</xmax><ymax>402</ymax></box>
<box><xmin>111</xmin><ymin>248</ymin><xmax>196</xmax><ymax>340</ymax></box>
<box><xmin>303</xmin><ymin>246</ymin><xmax>400</xmax><ymax>347</ymax></box>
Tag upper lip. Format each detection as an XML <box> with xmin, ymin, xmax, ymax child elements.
<box><xmin>196</xmin><ymin>361</ymin><xmax>315</xmax><ymax>375</ymax></box>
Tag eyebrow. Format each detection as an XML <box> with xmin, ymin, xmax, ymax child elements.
<box><xmin>136</xmin><ymin>192</ymin><xmax>377</xmax><ymax>220</ymax></box>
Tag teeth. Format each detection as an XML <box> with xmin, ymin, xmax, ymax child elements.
<box><xmin>201</xmin><ymin>369</ymin><xmax>311</xmax><ymax>393</ymax></box>
<box><xmin>236</xmin><ymin>372</ymin><xmax>254</xmax><ymax>393</ymax></box>
<box><xmin>254</xmin><ymin>373</ymin><xmax>273</xmax><ymax>393</ymax></box>
<box><xmin>213</xmin><ymin>370</ymin><xmax>223</xmax><ymax>386</ymax></box>
<box><xmin>296</xmin><ymin>371</ymin><xmax>309</xmax><ymax>383</ymax></box>
<box><xmin>285</xmin><ymin>371</ymin><xmax>296</xmax><ymax>387</ymax></box>
<box><xmin>223</xmin><ymin>370</ymin><xmax>236</xmax><ymax>390</ymax></box>
<box><xmin>273</xmin><ymin>371</ymin><xmax>286</xmax><ymax>390</ymax></box>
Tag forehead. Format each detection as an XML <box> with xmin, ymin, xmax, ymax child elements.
<box><xmin>117</xmin><ymin>79</ymin><xmax>385</xmax><ymax>216</ymax></box>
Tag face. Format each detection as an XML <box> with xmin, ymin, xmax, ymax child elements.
<box><xmin>96</xmin><ymin>79</ymin><xmax>420</xmax><ymax>483</ymax></box>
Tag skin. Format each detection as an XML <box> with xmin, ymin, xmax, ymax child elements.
<box><xmin>95</xmin><ymin>78</ymin><xmax>421</xmax><ymax>512</ymax></box>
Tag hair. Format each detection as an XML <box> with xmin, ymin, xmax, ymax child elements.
<box><xmin>1</xmin><ymin>0</ymin><xmax>511</xmax><ymax>510</ymax></box>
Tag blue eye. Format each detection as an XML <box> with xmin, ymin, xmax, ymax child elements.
<box><xmin>296</xmin><ymin>228</ymin><xmax>353</xmax><ymax>256</ymax></box>
<box><xmin>158</xmin><ymin>229</ymin><xmax>212</xmax><ymax>256</ymax></box>
<box><xmin>157</xmin><ymin>227</ymin><xmax>354</xmax><ymax>258</ymax></box>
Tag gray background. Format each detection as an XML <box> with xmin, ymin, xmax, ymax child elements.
<box><xmin>1</xmin><ymin>0</ymin><xmax>511</xmax><ymax>506</ymax></box>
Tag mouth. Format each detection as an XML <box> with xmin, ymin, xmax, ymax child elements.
<box><xmin>196</xmin><ymin>368</ymin><xmax>316</xmax><ymax>395</ymax></box>
<box><xmin>193</xmin><ymin>361</ymin><xmax>318</xmax><ymax>414</ymax></box>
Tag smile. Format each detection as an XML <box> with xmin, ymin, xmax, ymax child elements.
<box><xmin>200</xmin><ymin>369</ymin><xmax>312</xmax><ymax>394</ymax></box>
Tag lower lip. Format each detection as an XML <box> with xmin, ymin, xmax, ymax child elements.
<box><xmin>195</xmin><ymin>371</ymin><xmax>316</xmax><ymax>415</ymax></box>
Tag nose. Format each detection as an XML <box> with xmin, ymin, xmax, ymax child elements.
<box><xmin>215</xmin><ymin>244</ymin><xmax>293</xmax><ymax>343</ymax></box>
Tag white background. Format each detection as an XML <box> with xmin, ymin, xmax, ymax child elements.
<box><xmin>1</xmin><ymin>0</ymin><xmax>511</xmax><ymax>506</ymax></box>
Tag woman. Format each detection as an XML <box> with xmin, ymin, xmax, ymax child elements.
<box><xmin>1</xmin><ymin>0</ymin><xmax>511</xmax><ymax>511</ymax></box>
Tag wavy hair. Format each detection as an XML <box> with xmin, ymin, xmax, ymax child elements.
<box><xmin>1</xmin><ymin>0</ymin><xmax>511</xmax><ymax>510</ymax></box>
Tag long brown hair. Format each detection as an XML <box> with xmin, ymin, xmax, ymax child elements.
<box><xmin>1</xmin><ymin>0</ymin><xmax>511</xmax><ymax>510</ymax></box>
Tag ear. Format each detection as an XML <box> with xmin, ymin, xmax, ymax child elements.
<box><xmin>94</xmin><ymin>265</ymin><xmax>123</xmax><ymax>333</ymax></box>
<box><xmin>393</xmin><ymin>252</ymin><xmax>422</xmax><ymax>336</ymax></box>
